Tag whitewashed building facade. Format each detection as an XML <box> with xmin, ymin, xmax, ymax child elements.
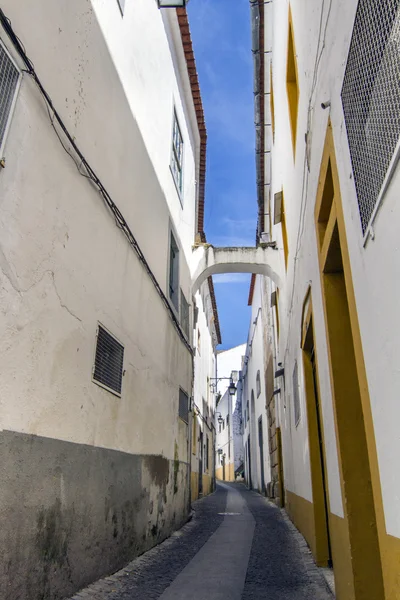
<box><xmin>250</xmin><ymin>0</ymin><xmax>400</xmax><ymax>598</ymax></box>
<box><xmin>0</xmin><ymin>2</ymin><xmax>219</xmax><ymax>598</ymax></box>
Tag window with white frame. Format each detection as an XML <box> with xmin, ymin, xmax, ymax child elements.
<box><xmin>180</xmin><ymin>290</ymin><xmax>190</xmax><ymax>339</ymax></box>
<box><xmin>169</xmin><ymin>230</ymin><xmax>179</xmax><ymax>311</ymax></box>
<box><xmin>0</xmin><ymin>40</ymin><xmax>20</xmax><ymax>155</ymax></box>
<box><xmin>171</xmin><ymin>110</ymin><xmax>183</xmax><ymax>197</ymax></box>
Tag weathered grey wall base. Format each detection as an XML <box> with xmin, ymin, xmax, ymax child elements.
<box><xmin>0</xmin><ymin>431</ymin><xmax>189</xmax><ymax>600</ymax></box>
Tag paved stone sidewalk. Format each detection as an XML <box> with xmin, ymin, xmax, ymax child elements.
<box><xmin>70</xmin><ymin>483</ymin><xmax>333</xmax><ymax>600</ymax></box>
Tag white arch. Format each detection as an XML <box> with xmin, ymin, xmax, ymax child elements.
<box><xmin>191</xmin><ymin>244</ymin><xmax>283</xmax><ymax>293</ymax></box>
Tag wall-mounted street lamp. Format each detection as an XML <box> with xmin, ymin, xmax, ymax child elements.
<box><xmin>209</xmin><ymin>377</ymin><xmax>237</xmax><ymax>396</ymax></box>
<box><xmin>157</xmin><ymin>0</ymin><xmax>187</xmax><ymax>7</ymax></box>
<box><xmin>215</xmin><ymin>412</ymin><xmax>224</xmax><ymax>426</ymax></box>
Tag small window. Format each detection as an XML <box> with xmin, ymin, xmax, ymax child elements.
<box><xmin>293</xmin><ymin>360</ymin><xmax>301</xmax><ymax>425</ymax></box>
<box><xmin>197</xmin><ymin>329</ymin><xmax>201</xmax><ymax>355</ymax></box>
<box><xmin>286</xmin><ymin>12</ymin><xmax>299</xmax><ymax>154</ymax></box>
<box><xmin>0</xmin><ymin>41</ymin><xmax>20</xmax><ymax>155</ymax></box>
<box><xmin>274</xmin><ymin>191</ymin><xmax>283</xmax><ymax>225</ymax></box>
<box><xmin>247</xmin><ymin>400</ymin><xmax>249</xmax><ymax>421</ymax></box>
<box><xmin>226</xmin><ymin>414</ymin><xmax>229</xmax><ymax>426</ymax></box>
<box><xmin>179</xmin><ymin>388</ymin><xmax>189</xmax><ymax>423</ymax></box>
<box><xmin>116</xmin><ymin>0</ymin><xmax>125</xmax><ymax>15</ymax></box>
<box><xmin>275</xmin><ymin>191</ymin><xmax>288</xmax><ymax>269</ymax></box>
<box><xmin>219</xmin><ymin>422</ymin><xmax>222</xmax><ymax>433</ymax></box>
<box><xmin>169</xmin><ymin>231</ymin><xmax>179</xmax><ymax>311</ymax></box>
<box><xmin>256</xmin><ymin>370</ymin><xmax>261</xmax><ymax>397</ymax></box>
<box><xmin>180</xmin><ymin>290</ymin><xmax>190</xmax><ymax>339</ymax></box>
<box><xmin>171</xmin><ymin>110</ymin><xmax>184</xmax><ymax>198</ymax></box>
<box><xmin>93</xmin><ymin>325</ymin><xmax>124</xmax><ymax>396</ymax></box>
<box><xmin>206</xmin><ymin>436</ymin><xmax>209</xmax><ymax>470</ymax></box>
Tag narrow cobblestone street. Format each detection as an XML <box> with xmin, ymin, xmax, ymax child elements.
<box><xmin>71</xmin><ymin>483</ymin><xmax>333</xmax><ymax>600</ymax></box>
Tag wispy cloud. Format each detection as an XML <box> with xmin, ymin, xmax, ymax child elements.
<box><xmin>213</xmin><ymin>273</ymin><xmax>251</xmax><ymax>285</ymax></box>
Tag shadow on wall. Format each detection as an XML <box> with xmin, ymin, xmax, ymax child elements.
<box><xmin>0</xmin><ymin>431</ymin><xmax>189</xmax><ymax>600</ymax></box>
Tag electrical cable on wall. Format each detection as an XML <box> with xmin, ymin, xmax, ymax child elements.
<box><xmin>0</xmin><ymin>9</ymin><xmax>192</xmax><ymax>354</ymax></box>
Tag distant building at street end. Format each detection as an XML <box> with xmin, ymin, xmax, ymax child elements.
<box><xmin>215</xmin><ymin>344</ymin><xmax>246</xmax><ymax>482</ymax></box>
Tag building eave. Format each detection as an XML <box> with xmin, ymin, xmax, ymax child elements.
<box><xmin>248</xmin><ymin>273</ymin><xmax>256</xmax><ymax>306</ymax></box>
<box><xmin>177</xmin><ymin>7</ymin><xmax>221</xmax><ymax>345</ymax></box>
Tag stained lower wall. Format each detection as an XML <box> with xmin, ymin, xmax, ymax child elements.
<box><xmin>215</xmin><ymin>462</ymin><xmax>235</xmax><ymax>482</ymax></box>
<box><xmin>0</xmin><ymin>430</ymin><xmax>189</xmax><ymax>600</ymax></box>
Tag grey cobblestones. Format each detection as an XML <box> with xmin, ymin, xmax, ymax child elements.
<box><xmin>69</xmin><ymin>486</ymin><xmax>228</xmax><ymax>600</ymax></box>
<box><xmin>238</xmin><ymin>485</ymin><xmax>334</xmax><ymax>600</ymax></box>
<box><xmin>69</xmin><ymin>484</ymin><xmax>334</xmax><ymax>600</ymax></box>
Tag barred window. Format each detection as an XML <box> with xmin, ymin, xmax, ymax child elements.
<box><xmin>171</xmin><ymin>111</ymin><xmax>183</xmax><ymax>197</ymax></box>
<box><xmin>180</xmin><ymin>290</ymin><xmax>190</xmax><ymax>339</ymax></box>
<box><xmin>179</xmin><ymin>388</ymin><xmax>189</xmax><ymax>423</ymax></box>
<box><xmin>293</xmin><ymin>360</ymin><xmax>300</xmax><ymax>426</ymax></box>
<box><xmin>0</xmin><ymin>40</ymin><xmax>20</xmax><ymax>154</ymax></box>
<box><xmin>93</xmin><ymin>325</ymin><xmax>124</xmax><ymax>396</ymax></box>
<box><xmin>342</xmin><ymin>0</ymin><xmax>400</xmax><ymax>234</ymax></box>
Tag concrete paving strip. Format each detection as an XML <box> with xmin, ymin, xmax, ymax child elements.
<box><xmin>159</xmin><ymin>483</ymin><xmax>255</xmax><ymax>600</ymax></box>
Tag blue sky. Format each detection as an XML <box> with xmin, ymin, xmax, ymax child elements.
<box><xmin>188</xmin><ymin>0</ymin><xmax>257</xmax><ymax>350</ymax></box>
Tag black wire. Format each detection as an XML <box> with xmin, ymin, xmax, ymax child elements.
<box><xmin>0</xmin><ymin>8</ymin><xmax>192</xmax><ymax>354</ymax></box>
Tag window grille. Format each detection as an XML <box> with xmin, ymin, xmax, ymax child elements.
<box><xmin>179</xmin><ymin>388</ymin><xmax>189</xmax><ymax>423</ymax></box>
<box><xmin>0</xmin><ymin>41</ymin><xmax>20</xmax><ymax>154</ymax></box>
<box><xmin>293</xmin><ymin>360</ymin><xmax>300</xmax><ymax>426</ymax></box>
<box><xmin>171</xmin><ymin>111</ymin><xmax>183</xmax><ymax>195</ymax></box>
<box><xmin>342</xmin><ymin>0</ymin><xmax>400</xmax><ymax>234</ymax></box>
<box><xmin>93</xmin><ymin>325</ymin><xmax>124</xmax><ymax>395</ymax></box>
<box><xmin>180</xmin><ymin>290</ymin><xmax>190</xmax><ymax>339</ymax></box>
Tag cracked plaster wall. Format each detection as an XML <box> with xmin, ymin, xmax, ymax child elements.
<box><xmin>0</xmin><ymin>0</ymin><xmax>198</xmax><ymax>596</ymax></box>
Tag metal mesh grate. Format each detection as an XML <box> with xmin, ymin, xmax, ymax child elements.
<box><xmin>179</xmin><ymin>388</ymin><xmax>189</xmax><ymax>423</ymax></box>
<box><xmin>93</xmin><ymin>325</ymin><xmax>124</xmax><ymax>395</ymax></box>
<box><xmin>342</xmin><ymin>0</ymin><xmax>400</xmax><ymax>233</ymax></box>
<box><xmin>0</xmin><ymin>42</ymin><xmax>19</xmax><ymax>151</ymax></box>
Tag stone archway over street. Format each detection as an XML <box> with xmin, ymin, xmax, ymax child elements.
<box><xmin>191</xmin><ymin>244</ymin><xmax>283</xmax><ymax>293</ymax></box>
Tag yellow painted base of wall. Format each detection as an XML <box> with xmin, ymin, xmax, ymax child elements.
<box><xmin>202</xmin><ymin>473</ymin><xmax>212</xmax><ymax>496</ymax></box>
<box><xmin>286</xmin><ymin>490</ymin><xmax>354</xmax><ymax>600</ymax></box>
<box><xmin>191</xmin><ymin>471</ymin><xmax>214</xmax><ymax>502</ymax></box>
<box><xmin>215</xmin><ymin>462</ymin><xmax>235</xmax><ymax>482</ymax></box>
<box><xmin>384</xmin><ymin>533</ymin><xmax>400</xmax><ymax>600</ymax></box>
<box><xmin>191</xmin><ymin>471</ymin><xmax>199</xmax><ymax>503</ymax></box>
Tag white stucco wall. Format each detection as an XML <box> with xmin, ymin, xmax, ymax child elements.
<box><xmin>242</xmin><ymin>276</ymin><xmax>271</xmax><ymax>492</ymax></box>
<box><xmin>266</xmin><ymin>0</ymin><xmax>400</xmax><ymax>537</ymax></box>
<box><xmin>215</xmin><ymin>388</ymin><xmax>233</xmax><ymax>476</ymax></box>
<box><xmin>216</xmin><ymin>343</ymin><xmax>246</xmax><ymax>396</ymax></box>
<box><xmin>192</xmin><ymin>280</ymin><xmax>217</xmax><ymax>482</ymax></box>
<box><xmin>0</xmin><ymin>0</ymin><xmax>199</xmax><ymax>464</ymax></box>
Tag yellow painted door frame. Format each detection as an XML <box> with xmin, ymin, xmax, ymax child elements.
<box><xmin>314</xmin><ymin>122</ymin><xmax>385</xmax><ymax>599</ymax></box>
<box><xmin>301</xmin><ymin>290</ymin><xmax>332</xmax><ymax>568</ymax></box>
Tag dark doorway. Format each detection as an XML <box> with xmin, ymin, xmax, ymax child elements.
<box><xmin>199</xmin><ymin>430</ymin><xmax>203</xmax><ymax>495</ymax></box>
<box><xmin>258</xmin><ymin>417</ymin><xmax>265</xmax><ymax>493</ymax></box>
<box><xmin>247</xmin><ymin>435</ymin><xmax>252</xmax><ymax>489</ymax></box>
